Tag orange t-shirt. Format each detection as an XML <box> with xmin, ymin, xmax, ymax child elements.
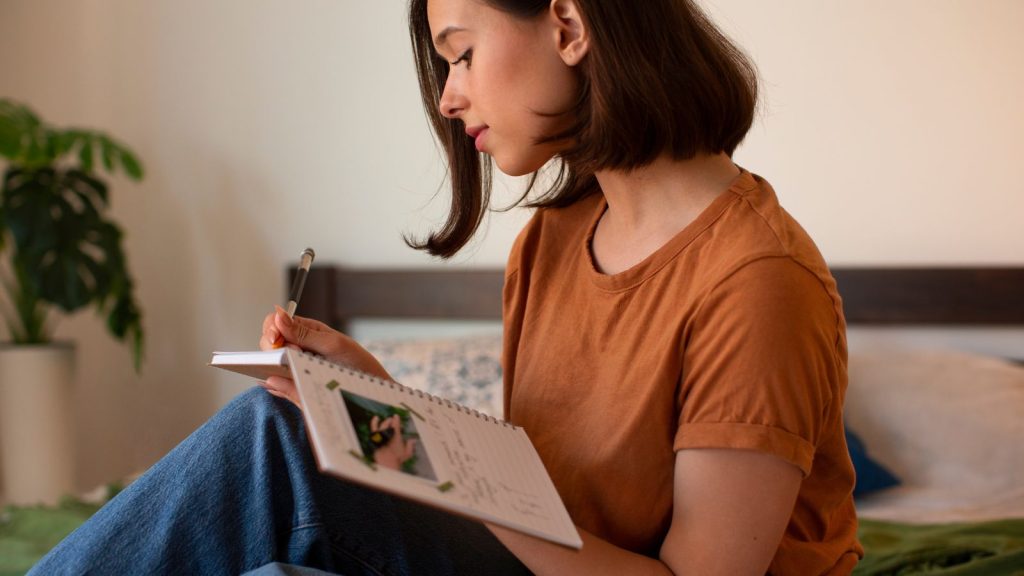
<box><xmin>502</xmin><ymin>170</ymin><xmax>863</xmax><ymax>574</ymax></box>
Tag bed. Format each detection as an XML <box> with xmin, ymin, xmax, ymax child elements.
<box><xmin>291</xmin><ymin>265</ymin><xmax>1024</xmax><ymax>575</ymax></box>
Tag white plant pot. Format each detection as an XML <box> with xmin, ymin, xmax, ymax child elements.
<box><xmin>0</xmin><ymin>343</ymin><xmax>76</xmax><ymax>506</ymax></box>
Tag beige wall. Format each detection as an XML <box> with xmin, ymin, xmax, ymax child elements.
<box><xmin>0</xmin><ymin>0</ymin><xmax>1021</xmax><ymax>493</ymax></box>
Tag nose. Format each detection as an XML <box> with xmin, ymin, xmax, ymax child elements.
<box><xmin>439</xmin><ymin>73</ymin><xmax>466</xmax><ymax>119</ymax></box>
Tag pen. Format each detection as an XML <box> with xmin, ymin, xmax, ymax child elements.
<box><xmin>286</xmin><ymin>247</ymin><xmax>316</xmax><ymax>318</ymax></box>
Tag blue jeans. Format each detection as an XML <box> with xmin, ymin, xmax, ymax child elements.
<box><xmin>29</xmin><ymin>387</ymin><xmax>531</xmax><ymax>575</ymax></box>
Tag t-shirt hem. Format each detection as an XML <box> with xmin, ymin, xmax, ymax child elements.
<box><xmin>673</xmin><ymin>422</ymin><xmax>815</xmax><ymax>477</ymax></box>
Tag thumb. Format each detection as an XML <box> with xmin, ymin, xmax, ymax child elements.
<box><xmin>274</xmin><ymin>306</ymin><xmax>334</xmax><ymax>355</ymax></box>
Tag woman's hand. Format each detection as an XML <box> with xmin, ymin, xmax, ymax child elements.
<box><xmin>369</xmin><ymin>414</ymin><xmax>417</xmax><ymax>471</ymax></box>
<box><xmin>258</xmin><ymin>305</ymin><xmax>392</xmax><ymax>409</ymax></box>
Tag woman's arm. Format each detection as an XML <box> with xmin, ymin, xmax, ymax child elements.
<box><xmin>660</xmin><ymin>449</ymin><xmax>802</xmax><ymax>575</ymax></box>
<box><xmin>487</xmin><ymin>448</ymin><xmax>802</xmax><ymax>576</ymax></box>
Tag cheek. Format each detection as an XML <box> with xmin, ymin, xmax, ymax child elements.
<box><xmin>484</xmin><ymin>56</ymin><xmax>579</xmax><ymax>149</ymax></box>
<box><xmin>482</xmin><ymin>27</ymin><xmax>579</xmax><ymax>116</ymax></box>
<box><xmin>475</xmin><ymin>33</ymin><xmax>579</xmax><ymax>174</ymax></box>
<box><xmin>528</xmin><ymin>58</ymin><xmax>580</xmax><ymax>117</ymax></box>
<box><xmin>486</xmin><ymin>77</ymin><xmax>577</xmax><ymax>176</ymax></box>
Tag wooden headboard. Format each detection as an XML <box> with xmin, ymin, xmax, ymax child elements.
<box><xmin>290</xmin><ymin>266</ymin><xmax>1024</xmax><ymax>333</ymax></box>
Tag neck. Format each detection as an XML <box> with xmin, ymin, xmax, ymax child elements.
<box><xmin>593</xmin><ymin>153</ymin><xmax>740</xmax><ymax>233</ymax></box>
<box><xmin>588</xmin><ymin>153</ymin><xmax>742</xmax><ymax>275</ymax></box>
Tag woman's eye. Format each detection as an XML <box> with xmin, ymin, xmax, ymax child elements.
<box><xmin>450</xmin><ymin>49</ymin><xmax>473</xmax><ymax>68</ymax></box>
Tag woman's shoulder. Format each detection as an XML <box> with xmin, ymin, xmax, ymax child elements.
<box><xmin>663</xmin><ymin>171</ymin><xmax>841</xmax><ymax>327</ymax></box>
<box><xmin>705</xmin><ymin>172</ymin><xmax>833</xmax><ymax>283</ymax></box>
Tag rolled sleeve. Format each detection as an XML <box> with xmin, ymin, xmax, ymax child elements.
<box><xmin>674</xmin><ymin>421</ymin><xmax>816</xmax><ymax>476</ymax></box>
<box><xmin>675</xmin><ymin>257</ymin><xmax>843</xmax><ymax>478</ymax></box>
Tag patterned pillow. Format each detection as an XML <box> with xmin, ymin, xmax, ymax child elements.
<box><xmin>363</xmin><ymin>334</ymin><xmax>504</xmax><ymax>418</ymax></box>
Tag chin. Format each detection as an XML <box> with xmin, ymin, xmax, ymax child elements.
<box><xmin>493</xmin><ymin>161</ymin><xmax>534</xmax><ymax>178</ymax></box>
<box><xmin>491</xmin><ymin>150</ymin><xmax>553</xmax><ymax>178</ymax></box>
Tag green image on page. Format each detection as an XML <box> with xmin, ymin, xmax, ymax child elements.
<box><xmin>326</xmin><ymin>380</ymin><xmax>339</xmax><ymax>391</ymax></box>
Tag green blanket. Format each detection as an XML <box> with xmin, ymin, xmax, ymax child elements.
<box><xmin>853</xmin><ymin>518</ymin><xmax>1024</xmax><ymax>575</ymax></box>
<box><xmin>2</xmin><ymin>500</ymin><xmax>1023</xmax><ymax>575</ymax></box>
<box><xmin>0</xmin><ymin>498</ymin><xmax>104</xmax><ymax>576</ymax></box>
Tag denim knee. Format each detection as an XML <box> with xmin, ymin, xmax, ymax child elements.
<box><xmin>222</xmin><ymin>386</ymin><xmax>303</xmax><ymax>432</ymax></box>
<box><xmin>229</xmin><ymin>385</ymin><xmax>285</xmax><ymax>415</ymax></box>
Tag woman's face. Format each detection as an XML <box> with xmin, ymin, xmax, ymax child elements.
<box><xmin>427</xmin><ymin>0</ymin><xmax>580</xmax><ymax>176</ymax></box>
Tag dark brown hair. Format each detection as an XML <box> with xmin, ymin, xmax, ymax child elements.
<box><xmin>407</xmin><ymin>0</ymin><xmax>758</xmax><ymax>258</ymax></box>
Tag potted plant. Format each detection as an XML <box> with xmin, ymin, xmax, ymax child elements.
<box><xmin>0</xmin><ymin>98</ymin><xmax>145</xmax><ymax>505</ymax></box>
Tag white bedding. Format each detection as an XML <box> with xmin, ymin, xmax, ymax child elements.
<box><xmin>845</xmin><ymin>347</ymin><xmax>1024</xmax><ymax>524</ymax></box>
<box><xmin>853</xmin><ymin>484</ymin><xmax>1024</xmax><ymax>524</ymax></box>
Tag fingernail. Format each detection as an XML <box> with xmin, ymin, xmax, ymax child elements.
<box><xmin>275</xmin><ymin>308</ymin><xmax>292</xmax><ymax>327</ymax></box>
<box><xmin>279</xmin><ymin>310</ymin><xmax>293</xmax><ymax>327</ymax></box>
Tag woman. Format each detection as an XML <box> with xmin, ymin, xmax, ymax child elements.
<box><xmin>31</xmin><ymin>0</ymin><xmax>862</xmax><ymax>574</ymax></box>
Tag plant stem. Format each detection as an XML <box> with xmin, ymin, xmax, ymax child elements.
<box><xmin>9</xmin><ymin>259</ymin><xmax>49</xmax><ymax>343</ymax></box>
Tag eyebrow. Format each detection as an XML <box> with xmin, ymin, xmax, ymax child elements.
<box><xmin>433</xmin><ymin>26</ymin><xmax>466</xmax><ymax>49</ymax></box>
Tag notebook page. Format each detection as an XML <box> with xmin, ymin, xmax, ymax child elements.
<box><xmin>288</xmin><ymin>350</ymin><xmax>581</xmax><ymax>549</ymax></box>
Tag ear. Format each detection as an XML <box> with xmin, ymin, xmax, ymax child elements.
<box><xmin>549</xmin><ymin>0</ymin><xmax>589</xmax><ymax>66</ymax></box>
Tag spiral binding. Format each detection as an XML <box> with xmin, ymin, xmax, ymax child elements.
<box><xmin>298</xmin><ymin>350</ymin><xmax>513</xmax><ymax>428</ymax></box>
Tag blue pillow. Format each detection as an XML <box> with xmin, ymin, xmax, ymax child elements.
<box><xmin>845</xmin><ymin>426</ymin><xmax>900</xmax><ymax>498</ymax></box>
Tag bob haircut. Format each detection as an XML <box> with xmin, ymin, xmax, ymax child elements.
<box><xmin>407</xmin><ymin>0</ymin><xmax>758</xmax><ymax>258</ymax></box>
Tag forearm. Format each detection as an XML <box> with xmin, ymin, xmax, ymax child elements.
<box><xmin>486</xmin><ymin>523</ymin><xmax>674</xmax><ymax>576</ymax></box>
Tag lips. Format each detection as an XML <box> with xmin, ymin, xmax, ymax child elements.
<box><xmin>465</xmin><ymin>125</ymin><xmax>489</xmax><ymax>152</ymax></box>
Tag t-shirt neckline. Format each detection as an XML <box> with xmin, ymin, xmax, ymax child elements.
<box><xmin>582</xmin><ymin>169</ymin><xmax>758</xmax><ymax>292</ymax></box>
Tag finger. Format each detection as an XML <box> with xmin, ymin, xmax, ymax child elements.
<box><xmin>259</xmin><ymin>335</ymin><xmax>284</xmax><ymax>351</ymax></box>
<box><xmin>264</xmin><ymin>388</ymin><xmax>300</xmax><ymax>409</ymax></box>
<box><xmin>265</xmin><ymin>375</ymin><xmax>295</xmax><ymax>390</ymax></box>
<box><xmin>262</xmin><ymin>377</ymin><xmax>301</xmax><ymax>407</ymax></box>
<box><xmin>273</xmin><ymin>308</ymin><xmax>338</xmax><ymax>351</ymax></box>
<box><xmin>275</xmin><ymin>306</ymin><xmax>335</xmax><ymax>334</ymax></box>
<box><xmin>259</xmin><ymin>381</ymin><xmax>280</xmax><ymax>397</ymax></box>
<box><xmin>264</xmin><ymin>387</ymin><xmax>286</xmax><ymax>400</ymax></box>
<box><xmin>263</xmin><ymin>312</ymin><xmax>280</xmax><ymax>339</ymax></box>
<box><xmin>370</xmin><ymin>415</ymin><xmax>380</xmax><ymax>430</ymax></box>
<box><xmin>260</xmin><ymin>312</ymin><xmax>284</xmax><ymax>350</ymax></box>
<box><xmin>258</xmin><ymin>334</ymin><xmax>277</xmax><ymax>351</ymax></box>
<box><xmin>258</xmin><ymin>382</ymin><xmax>284</xmax><ymax>398</ymax></box>
<box><xmin>264</xmin><ymin>376</ymin><xmax>294</xmax><ymax>400</ymax></box>
<box><xmin>273</xmin><ymin>308</ymin><xmax>315</xmax><ymax>347</ymax></box>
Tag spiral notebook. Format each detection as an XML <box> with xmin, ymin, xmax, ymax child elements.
<box><xmin>210</xmin><ymin>348</ymin><xmax>582</xmax><ymax>549</ymax></box>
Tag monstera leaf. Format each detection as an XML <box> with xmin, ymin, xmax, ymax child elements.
<box><xmin>0</xmin><ymin>98</ymin><xmax>144</xmax><ymax>371</ymax></box>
